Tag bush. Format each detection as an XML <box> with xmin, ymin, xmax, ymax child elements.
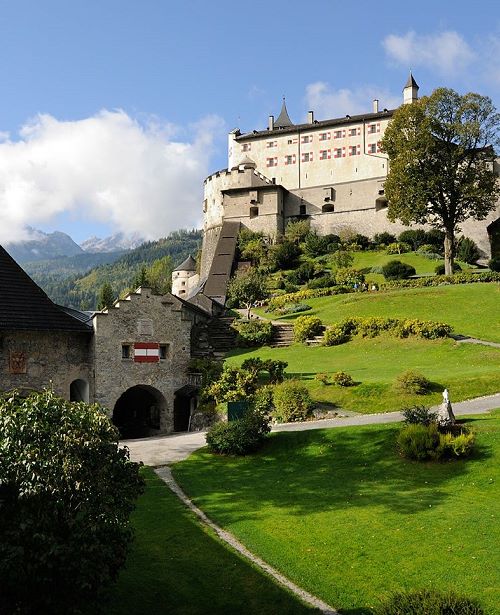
<box><xmin>315</xmin><ymin>372</ymin><xmax>329</xmax><ymax>385</ymax></box>
<box><xmin>373</xmin><ymin>232</ymin><xmax>397</xmax><ymax>247</ymax></box>
<box><xmin>397</xmin><ymin>423</ymin><xmax>441</xmax><ymax>460</ymax></box>
<box><xmin>351</xmin><ymin>233</ymin><xmax>370</xmax><ymax>249</ymax></box>
<box><xmin>206</xmin><ymin>366</ymin><xmax>258</xmax><ymax>404</ymax></box>
<box><xmin>375</xmin><ymin>588</ymin><xmax>484</xmax><ymax>615</ymax></box>
<box><xmin>334</xmin><ymin>267</ymin><xmax>365</xmax><ymax>286</ymax></box>
<box><xmin>323</xmin><ymin>324</ymin><xmax>351</xmax><ymax>346</ymax></box>
<box><xmin>205</xmin><ymin>408</ymin><xmax>271</xmax><ymax>456</ymax></box>
<box><xmin>307</xmin><ymin>274</ymin><xmax>336</xmax><ymax>289</ymax></box>
<box><xmin>382</xmin><ymin>260</ymin><xmax>416</xmax><ymax>280</ymax></box>
<box><xmin>395</xmin><ymin>370</ymin><xmax>432</xmax><ymax>394</ymax></box>
<box><xmin>437</xmin><ymin>429</ymin><xmax>476</xmax><ymax>459</ymax></box>
<box><xmin>272</xmin><ymin>380</ymin><xmax>313</xmax><ymax>423</ymax></box>
<box><xmin>274</xmin><ymin>303</ymin><xmax>312</xmax><ymax>315</ymax></box>
<box><xmin>286</xmin><ymin>261</ymin><xmax>316</xmax><ymax>285</ymax></box>
<box><xmin>269</xmin><ymin>240</ymin><xmax>301</xmax><ymax>270</ymax></box>
<box><xmin>303</xmin><ymin>233</ymin><xmax>339</xmax><ymax>257</ymax></box>
<box><xmin>380</xmin><ymin>270</ymin><xmax>500</xmax><ymax>289</ymax></box>
<box><xmin>435</xmin><ymin>262</ymin><xmax>462</xmax><ymax>275</ymax></box>
<box><xmin>0</xmin><ymin>390</ymin><xmax>144</xmax><ymax>614</ymax></box>
<box><xmin>425</xmin><ymin>229</ymin><xmax>446</xmax><ymax>253</ymax></box>
<box><xmin>331</xmin><ymin>249</ymin><xmax>354</xmax><ymax>269</ymax></box>
<box><xmin>266</xmin><ymin>285</ymin><xmax>353</xmax><ymax>311</ymax></box>
<box><xmin>457</xmin><ymin>237</ymin><xmax>480</xmax><ymax>264</ymax></box>
<box><xmin>402</xmin><ymin>405</ymin><xmax>437</xmax><ymax>425</ymax></box>
<box><xmin>252</xmin><ymin>385</ymin><xmax>275</xmax><ymax>416</ymax></box>
<box><xmin>489</xmin><ymin>256</ymin><xmax>500</xmax><ymax>272</ymax></box>
<box><xmin>233</xmin><ymin>319</ymin><xmax>274</xmax><ymax>347</ymax></box>
<box><xmin>398</xmin><ymin>229</ymin><xmax>427</xmax><ymax>251</ymax></box>
<box><xmin>293</xmin><ymin>315</ymin><xmax>323</xmax><ymax>342</ymax></box>
<box><xmin>331</xmin><ymin>371</ymin><xmax>355</xmax><ymax>387</ymax></box>
<box><xmin>386</xmin><ymin>241</ymin><xmax>411</xmax><ymax>255</ymax></box>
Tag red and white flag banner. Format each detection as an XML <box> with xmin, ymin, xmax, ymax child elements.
<box><xmin>134</xmin><ymin>342</ymin><xmax>160</xmax><ymax>363</ymax></box>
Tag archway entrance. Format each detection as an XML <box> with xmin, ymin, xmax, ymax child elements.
<box><xmin>70</xmin><ymin>379</ymin><xmax>89</xmax><ymax>403</ymax></box>
<box><xmin>174</xmin><ymin>385</ymin><xmax>198</xmax><ymax>432</ymax></box>
<box><xmin>113</xmin><ymin>385</ymin><xmax>166</xmax><ymax>439</ymax></box>
<box><xmin>487</xmin><ymin>218</ymin><xmax>500</xmax><ymax>259</ymax></box>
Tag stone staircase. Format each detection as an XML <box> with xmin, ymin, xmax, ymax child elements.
<box><xmin>271</xmin><ymin>323</ymin><xmax>294</xmax><ymax>347</ymax></box>
<box><xmin>305</xmin><ymin>326</ymin><xmax>326</xmax><ymax>346</ymax></box>
<box><xmin>208</xmin><ymin>316</ymin><xmax>237</xmax><ymax>358</ymax></box>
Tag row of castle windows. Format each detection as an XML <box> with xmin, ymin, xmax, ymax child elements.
<box><xmin>249</xmin><ymin>203</ymin><xmax>334</xmax><ymax>218</ymax></box>
<box><xmin>242</xmin><ymin>124</ymin><xmax>381</xmax><ymax>152</ymax></box>
<box><xmin>267</xmin><ymin>143</ymin><xmax>381</xmax><ymax>166</ymax></box>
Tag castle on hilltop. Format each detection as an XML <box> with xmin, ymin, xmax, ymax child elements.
<box><xmin>194</xmin><ymin>74</ymin><xmax>499</xmax><ymax>292</ymax></box>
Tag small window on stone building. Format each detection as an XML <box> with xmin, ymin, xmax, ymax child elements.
<box><xmin>250</xmin><ymin>206</ymin><xmax>259</xmax><ymax>218</ymax></box>
<box><xmin>121</xmin><ymin>344</ymin><xmax>131</xmax><ymax>359</ymax></box>
<box><xmin>159</xmin><ymin>344</ymin><xmax>169</xmax><ymax>360</ymax></box>
<box><xmin>299</xmin><ymin>204</ymin><xmax>306</xmax><ymax>215</ymax></box>
<box><xmin>322</xmin><ymin>203</ymin><xmax>335</xmax><ymax>212</ymax></box>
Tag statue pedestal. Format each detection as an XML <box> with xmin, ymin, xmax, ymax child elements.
<box><xmin>436</xmin><ymin>401</ymin><xmax>455</xmax><ymax>426</ymax></box>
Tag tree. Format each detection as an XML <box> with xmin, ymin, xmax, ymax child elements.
<box><xmin>97</xmin><ymin>282</ymin><xmax>115</xmax><ymax>309</ymax></box>
<box><xmin>381</xmin><ymin>88</ymin><xmax>500</xmax><ymax>275</ymax></box>
<box><xmin>0</xmin><ymin>389</ymin><xmax>144</xmax><ymax>614</ymax></box>
<box><xmin>227</xmin><ymin>268</ymin><xmax>269</xmax><ymax>318</ymax></box>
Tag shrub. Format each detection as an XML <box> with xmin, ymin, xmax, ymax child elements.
<box><xmin>397</xmin><ymin>423</ymin><xmax>440</xmax><ymax>460</ymax></box>
<box><xmin>188</xmin><ymin>357</ymin><xmax>224</xmax><ymax>388</ymax></box>
<box><xmin>307</xmin><ymin>274</ymin><xmax>336</xmax><ymax>289</ymax></box>
<box><xmin>272</xmin><ymin>380</ymin><xmax>313</xmax><ymax>423</ymax></box>
<box><xmin>334</xmin><ymin>267</ymin><xmax>365</xmax><ymax>286</ymax></box>
<box><xmin>489</xmin><ymin>256</ymin><xmax>500</xmax><ymax>272</ymax></box>
<box><xmin>205</xmin><ymin>408</ymin><xmax>271</xmax><ymax>456</ymax></box>
<box><xmin>435</xmin><ymin>262</ymin><xmax>462</xmax><ymax>275</ymax></box>
<box><xmin>285</xmin><ymin>219</ymin><xmax>310</xmax><ymax>244</ymax></box>
<box><xmin>402</xmin><ymin>405</ymin><xmax>437</xmax><ymax>425</ymax></box>
<box><xmin>351</xmin><ymin>233</ymin><xmax>370</xmax><ymax>249</ymax></box>
<box><xmin>395</xmin><ymin>370</ymin><xmax>432</xmax><ymax>395</ymax></box>
<box><xmin>274</xmin><ymin>303</ymin><xmax>312</xmax><ymax>315</ymax></box>
<box><xmin>331</xmin><ymin>249</ymin><xmax>354</xmax><ymax>269</ymax></box>
<box><xmin>269</xmin><ymin>240</ymin><xmax>301</xmax><ymax>270</ymax></box>
<box><xmin>436</xmin><ymin>427</ymin><xmax>476</xmax><ymax>459</ymax></box>
<box><xmin>331</xmin><ymin>371</ymin><xmax>355</xmax><ymax>387</ymax></box>
<box><xmin>233</xmin><ymin>319</ymin><xmax>274</xmax><ymax>347</ymax></box>
<box><xmin>386</xmin><ymin>241</ymin><xmax>411</xmax><ymax>255</ymax></box>
<box><xmin>287</xmin><ymin>261</ymin><xmax>316</xmax><ymax>285</ymax></box>
<box><xmin>315</xmin><ymin>372</ymin><xmax>329</xmax><ymax>385</ymax></box>
<box><xmin>375</xmin><ymin>588</ymin><xmax>484</xmax><ymax>615</ymax></box>
<box><xmin>382</xmin><ymin>260</ymin><xmax>416</xmax><ymax>280</ymax></box>
<box><xmin>457</xmin><ymin>237</ymin><xmax>480</xmax><ymax>264</ymax></box>
<box><xmin>398</xmin><ymin>229</ymin><xmax>427</xmax><ymax>251</ymax></box>
<box><xmin>373</xmin><ymin>232</ymin><xmax>397</xmax><ymax>246</ymax></box>
<box><xmin>303</xmin><ymin>233</ymin><xmax>339</xmax><ymax>257</ymax></box>
<box><xmin>293</xmin><ymin>315</ymin><xmax>323</xmax><ymax>342</ymax></box>
<box><xmin>265</xmin><ymin>285</ymin><xmax>353</xmax><ymax>311</ymax></box>
<box><xmin>0</xmin><ymin>390</ymin><xmax>144</xmax><ymax>614</ymax></box>
<box><xmin>252</xmin><ymin>385</ymin><xmax>275</xmax><ymax>417</ymax></box>
<box><xmin>425</xmin><ymin>229</ymin><xmax>446</xmax><ymax>252</ymax></box>
<box><xmin>380</xmin><ymin>270</ymin><xmax>500</xmax><ymax>289</ymax></box>
<box><xmin>206</xmin><ymin>367</ymin><xmax>258</xmax><ymax>404</ymax></box>
<box><xmin>323</xmin><ymin>324</ymin><xmax>350</xmax><ymax>346</ymax></box>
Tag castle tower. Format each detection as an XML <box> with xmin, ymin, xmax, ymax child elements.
<box><xmin>274</xmin><ymin>97</ymin><xmax>294</xmax><ymax>128</ymax></box>
<box><xmin>171</xmin><ymin>255</ymin><xmax>199</xmax><ymax>298</ymax></box>
<box><xmin>403</xmin><ymin>72</ymin><xmax>419</xmax><ymax>105</ymax></box>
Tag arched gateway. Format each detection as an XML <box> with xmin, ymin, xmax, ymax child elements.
<box><xmin>113</xmin><ymin>385</ymin><xmax>166</xmax><ymax>439</ymax></box>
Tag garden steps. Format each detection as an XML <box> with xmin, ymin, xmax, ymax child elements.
<box><xmin>191</xmin><ymin>316</ymin><xmax>237</xmax><ymax>359</ymax></box>
<box><xmin>271</xmin><ymin>323</ymin><xmax>294</xmax><ymax>347</ymax></box>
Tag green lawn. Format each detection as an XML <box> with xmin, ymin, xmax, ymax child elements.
<box><xmin>256</xmin><ymin>283</ymin><xmax>500</xmax><ymax>343</ymax></box>
<box><xmin>174</xmin><ymin>412</ymin><xmax>500</xmax><ymax>614</ymax></box>
<box><xmin>227</xmin><ymin>337</ymin><xmax>500</xmax><ymax>413</ymax></box>
<box><xmin>104</xmin><ymin>467</ymin><xmax>319</xmax><ymax>615</ymax></box>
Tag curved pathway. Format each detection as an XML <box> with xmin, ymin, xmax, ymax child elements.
<box><xmin>123</xmin><ymin>392</ymin><xmax>500</xmax><ymax>466</ymax></box>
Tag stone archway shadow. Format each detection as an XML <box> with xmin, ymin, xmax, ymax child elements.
<box><xmin>70</xmin><ymin>378</ymin><xmax>89</xmax><ymax>403</ymax></box>
<box><xmin>487</xmin><ymin>217</ymin><xmax>500</xmax><ymax>259</ymax></box>
<box><xmin>113</xmin><ymin>385</ymin><xmax>166</xmax><ymax>439</ymax></box>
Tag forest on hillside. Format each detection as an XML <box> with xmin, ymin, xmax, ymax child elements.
<box><xmin>27</xmin><ymin>229</ymin><xmax>202</xmax><ymax>310</ymax></box>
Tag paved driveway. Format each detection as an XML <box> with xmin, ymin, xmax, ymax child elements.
<box><xmin>122</xmin><ymin>392</ymin><xmax>500</xmax><ymax>466</ymax></box>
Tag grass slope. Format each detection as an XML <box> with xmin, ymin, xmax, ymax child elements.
<box><xmin>227</xmin><ymin>337</ymin><xmax>500</xmax><ymax>413</ymax></box>
<box><xmin>174</xmin><ymin>412</ymin><xmax>500</xmax><ymax>614</ymax></box>
<box><xmin>104</xmin><ymin>467</ymin><xmax>319</xmax><ymax>615</ymax></box>
<box><xmin>256</xmin><ymin>283</ymin><xmax>500</xmax><ymax>343</ymax></box>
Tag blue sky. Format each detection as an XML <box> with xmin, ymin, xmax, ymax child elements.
<box><xmin>1</xmin><ymin>0</ymin><xmax>499</xmax><ymax>244</ymax></box>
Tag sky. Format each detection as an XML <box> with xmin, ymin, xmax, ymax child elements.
<box><xmin>1</xmin><ymin>0</ymin><xmax>500</xmax><ymax>245</ymax></box>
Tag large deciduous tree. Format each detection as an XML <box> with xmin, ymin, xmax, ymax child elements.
<box><xmin>381</xmin><ymin>88</ymin><xmax>500</xmax><ymax>274</ymax></box>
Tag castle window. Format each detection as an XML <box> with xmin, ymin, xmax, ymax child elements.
<box><xmin>121</xmin><ymin>344</ymin><xmax>131</xmax><ymax>359</ymax></box>
<box><xmin>302</xmin><ymin>152</ymin><xmax>313</xmax><ymax>163</ymax></box>
<box><xmin>242</xmin><ymin>143</ymin><xmax>251</xmax><ymax>152</ymax></box>
<box><xmin>319</xmin><ymin>132</ymin><xmax>330</xmax><ymax>141</ymax></box>
<box><xmin>349</xmin><ymin>145</ymin><xmax>359</xmax><ymax>156</ymax></box>
<box><xmin>349</xmin><ymin>128</ymin><xmax>360</xmax><ymax>137</ymax></box>
<box><xmin>159</xmin><ymin>344</ymin><xmax>169</xmax><ymax>360</ymax></box>
<box><xmin>334</xmin><ymin>148</ymin><xmax>343</xmax><ymax>158</ymax></box>
<box><xmin>368</xmin><ymin>143</ymin><xmax>377</xmax><ymax>154</ymax></box>
<box><xmin>299</xmin><ymin>204</ymin><xmax>306</xmax><ymax>215</ymax></box>
<box><xmin>301</xmin><ymin>135</ymin><xmax>312</xmax><ymax>144</ymax></box>
<box><xmin>285</xmin><ymin>154</ymin><xmax>296</xmax><ymax>165</ymax></box>
<box><xmin>322</xmin><ymin>203</ymin><xmax>335</xmax><ymax>212</ymax></box>
<box><xmin>250</xmin><ymin>206</ymin><xmax>259</xmax><ymax>218</ymax></box>
<box><xmin>266</xmin><ymin>157</ymin><xmax>278</xmax><ymax>167</ymax></box>
<box><xmin>333</xmin><ymin>129</ymin><xmax>344</xmax><ymax>139</ymax></box>
<box><xmin>267</xmin><ymin>140</ymin><xmax>277</xmax><ymax>148</ymax></box>
<box><xmin>319</xmin><ymin>149</ymin><xmax>330</xmax><ymax>160</ymax></box>
<box><xmin>368</xmin><ymin>124</ymin><xmax>377</xmax><ymax>134</ymax></box>
<box><xmin>287</xmin><ymin>139</ymin><xmax>293</xmax><ymax>144</ymax></box>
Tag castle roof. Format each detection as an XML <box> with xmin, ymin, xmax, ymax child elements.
<box><xmin>0</xmin><ymin>245</ymin><xmax>92</xmax><ymax>332</ymax></box>
<box><xmin>274</xmin><ymin>98</ymin><xmax>294</xmax><ymax>128</ymax></box>
<box><xmin>173</xmin><ymin>254</ymin><xmax>197</xmax><ymax>272</ymax></box>
<box><xmin>236</xmin><ymin>108</ymin><xmax>394</xmax><ymax>141</ymax></box>
<box><xmin>404</xmin><ymin>72</ymin><xmax>419</xmax><ymax>89</ymax></box>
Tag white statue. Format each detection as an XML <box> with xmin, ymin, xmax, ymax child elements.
<box><xmin>437</xmin><ymin>388</ymin><xmax>455</xmax><ymax>426</ymax></box>
<box><xmin>442</xmin><ymin>388</ymin><xmax>449</xmax><ymax>404</ymax></box>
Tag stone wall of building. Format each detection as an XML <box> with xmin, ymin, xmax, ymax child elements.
<box><xmin>0</xmin><ymin>330</ymin><xmax>93</xmax><ymax>399</ymax></box>
<box><xmin>92</xmin><ymin>288</ymin><xmax>205</xmax><ymax>433</ymax></box>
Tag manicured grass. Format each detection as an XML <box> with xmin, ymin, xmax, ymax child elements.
<box><xmin>104</xmin><ymin>467</ymin><xmax>319</xmax><ymax>615</ymax></box>
<box><xmin>256</xmin><ymin>283</ymin><xmax>500</xmax><ymax>342</ymax></box>
<box><xmin>227</xmin><ymin>337</ymin><xmax>500</xmax><ymax>413</ymax></box>
<box><xmin>174</xmin><ymin>412</ymin><xmax>500</xmax><ymax>614</ymax></box>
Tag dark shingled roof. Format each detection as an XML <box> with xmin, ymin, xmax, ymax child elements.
<box><xmin>0</xmin><ymin>245</ymin><xmax>92</xmax><ymax>332</ymax></box>
<box><xmin>404</xmin><ymin>72</ymin><xmax>419</xmax><ymax>89</ymax></box>
<box><xmin>275</xmin><ymin>98</ymin><xmax>294</xmax><ymax>128</ymax></box>
<box><xmin>173</xmin><ymin>254</ymin><xmax>197</xmax><ymax>272</ymax></box>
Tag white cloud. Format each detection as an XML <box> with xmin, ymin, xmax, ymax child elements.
<box><xmin>0</xmin><ymin>110</ymin><xmax>223</xmax><ymax>244</ymax></box>
<box><xmin>305</xmin><ymin>82</ymin><xmax>401</xmax><ymax>119</ymax></box>
<box><xmin>383</xmin><ymin>30</ymin><xmax>475</xmax><ymax>75</ymax></box>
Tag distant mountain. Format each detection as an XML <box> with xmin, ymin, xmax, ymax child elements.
<box><xmin>5</xmin><ymin>228</ymin><xmax>84</xmax><ymax>263</ymax></box>
<box><xmin>80</xmin><ymin>232</ymin><xmax>145</xmax><ymax>253</ymax></box>
<box><xmin>23</xmin><ymin>250</ymin><xmax>128</xmax><ymax>281</ymax></box>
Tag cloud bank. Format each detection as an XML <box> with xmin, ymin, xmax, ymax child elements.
<box><xmin>305</xmin><ymin>82</ymin><xmax>400</xmax><ymax>119</ymax></box>
<box><xmin>383</xmin><ymin>30</ymin><xmax>475</xmax><ymax>75</ymax></box>
<box><xmin>0</xmin><ymin>110</ymin><xmax>223</xmax><ymax>244</ymax></box>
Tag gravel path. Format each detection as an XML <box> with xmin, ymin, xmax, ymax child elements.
<box><xmin>123</xmin><ymin>392</ymin><xmax>500</xmax><ymax>466</ymax></box>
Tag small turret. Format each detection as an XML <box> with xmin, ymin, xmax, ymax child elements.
<box><xmin>403</xmin><ymin>72</ymin><xmax>419</xmax><ymax>105</ymax></box>
<box><xmin>171</xmin><ymin>255</ymin><xmax>199</xmax><ymax>298</ymax></box>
